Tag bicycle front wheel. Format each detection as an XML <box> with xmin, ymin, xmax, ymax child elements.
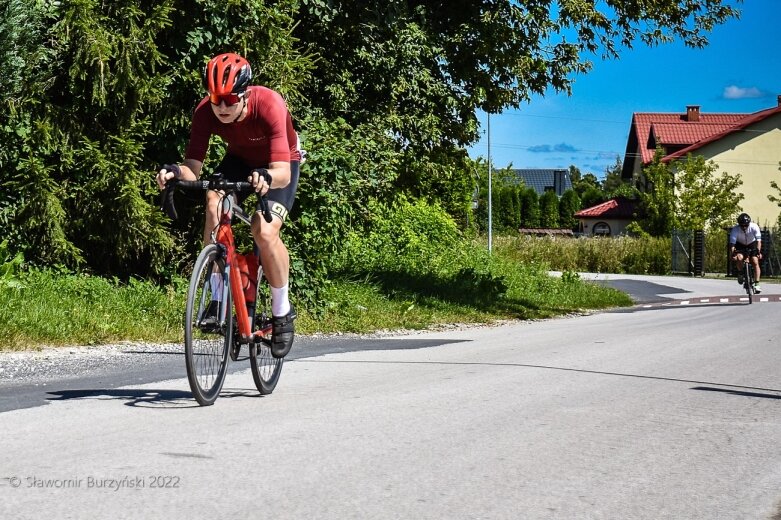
<box><xmin>184</xmin><ymin>244</ymin><xmax>232</xmax><ymax>405</ymax></box>
<box><xmin>744</xmin><ymin>261</ymin><xmax>753</xmax><ymax>304</ymax></box>
<box><xmin>250</xmin><ymin>272</ymin><xmax>283</xmax><ymax>394</ymax></box>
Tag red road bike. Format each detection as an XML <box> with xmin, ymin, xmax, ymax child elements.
<box><xmin>162</xmin><ymin>174</ymin><xmax>282</xmax><ymax>405</ymax></box>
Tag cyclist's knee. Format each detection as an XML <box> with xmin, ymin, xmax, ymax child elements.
<box><xmin>205</xmin><ymin>191</ymin><xmax>221</xmax><ymax>211</ymax></box>
<box><xmin>252</xmin><ymin>214</ymin><xmax>282</xmax><ymax>243</ymax></box>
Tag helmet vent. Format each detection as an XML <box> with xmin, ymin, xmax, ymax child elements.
<box><xmin>222</xmin><ymin>65</ymin><xmax>232</xmax><ymax>89</ymax></box>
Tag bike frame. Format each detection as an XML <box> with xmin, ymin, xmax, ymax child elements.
<box><xmin>736</xmin><ymin>248</ymin><xmax>759</xmax><ymax>302</ymax></box>
<box><xmin>213</xmin><ymin>193</ymin><xmax>270</xmax><ymax>344</ymax></box>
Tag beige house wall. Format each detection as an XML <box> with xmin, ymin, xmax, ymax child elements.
<box><xmin>689</xmin><ymin>112</ymin><xmax>781</xmax><ymax>228</ymax></box>
<box><xmin>579</xmin><ymin>217</ymin><xmax>631</xmax><ymax>237</ymax></box>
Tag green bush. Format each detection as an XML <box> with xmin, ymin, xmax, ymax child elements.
<box><xmin>331</xmin><ymin>196</ymin><xmax>463</xmax><ymax>276</ymax></box>
<box><xmin>704</xmin><ymin>229</ymin><xmax>729</xmax><ymax>274</ymax></box>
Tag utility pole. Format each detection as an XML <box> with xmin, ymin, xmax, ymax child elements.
<box><xmin>487</xmin><ymin>112</ymin><xmax>493</xmax><ymax>253</ymax></box>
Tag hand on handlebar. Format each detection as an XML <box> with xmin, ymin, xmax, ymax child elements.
<box><xmin>249</xmin><ymin>168</ymin><xmax>272</xmax><ymax>196</ymax></box>
<box><xmin>156</xmin><ymin>164</ymin><xmax>181</xmax><ymax>190</ymax></box>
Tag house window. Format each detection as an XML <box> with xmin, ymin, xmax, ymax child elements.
<box><xmin>593</xmin><ymin>222</ymin><xmax>611</xmax><ymax>236</ymax></box>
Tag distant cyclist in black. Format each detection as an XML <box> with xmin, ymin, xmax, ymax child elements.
<box><xmin>729</xmin><ymin>213</ymin><xmax>762</xmax><ymax>294</ymax></box>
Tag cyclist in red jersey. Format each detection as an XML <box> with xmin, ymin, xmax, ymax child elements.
<box><xmin>155</xmin><ymin>52</ymin><xmax>300</xmax><ymax>358</ymax></box>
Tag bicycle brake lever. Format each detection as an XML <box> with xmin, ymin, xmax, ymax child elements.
<box><xmin>161</xmin><ymin>184</ymin><xmax>178</xmax><ymax>220</ymax></box>
<box><xmin>259</xmin><ymin>195</ymin><xmax>273</xmax><ymax>223</ymax></box>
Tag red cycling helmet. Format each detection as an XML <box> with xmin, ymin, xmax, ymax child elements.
<box><xmin>203</xmin><ymin>53</ymin><xmax>252</xmax><ymax>105</ymax></box>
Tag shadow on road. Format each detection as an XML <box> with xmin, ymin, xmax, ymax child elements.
<box><xmin>298</xmin><ymin>358</ymin><xmax>781</xmax><ymax>397</ymax></box>
<box><xmin>691</xmin><ymin>386</ymin><xmax>781</xmax><ymax>400</ymax></box>
<box><xmin>46</xmin><ymin>388</ymin><xmax>198</xmax><ymax>408</ymax></box>
<box><xmin>46</xmin><ymin>386</ymin><xmax>272</xmax><ymax>408</ymax></box>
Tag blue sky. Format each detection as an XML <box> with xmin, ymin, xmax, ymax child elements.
<box><xmin>467</xmin><ymin>0</ymin><xmax>781</xmax><ymax>178</ymax></box>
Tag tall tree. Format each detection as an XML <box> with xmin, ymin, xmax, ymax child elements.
<box><xmin>520</xmin><ymin>188</ymin><xmax>540</xmax><ymax>228</ymax></box>
<box><xmin>632</xmin><ymin>150</ymin><xmax>743</xmax><ymax>236</ymax></box>
<box><xmin>0</xmin><ymin>0</ymin><xmax>742</xmax><ymax>298</ymax></box>
<box><xmin>497</xmin><ymin>187</ymin><xmax>514</xmax><ymax>232</ymax></box>
<box><xmin>573</xmin><ymin>172</ymin><xmax>603</xmax><ymax>201</ymax></box>
<box><xmin>294</xmin><ymin>0</ymin><xmax>739</xmax><ymax>217</ymax></box>
<box><xmin>602</xmin><ymin>156</ymin><xmax>625</xmax><ymax>193</ymax></box>
<box><xmin>539</xmin><ymin>190</ymin><xmax>560</xmax><ymax>228</ymax></box>
<box><xmin>767</xmin><ymin>162</ymin><xmax>781</xmax><ymax>225</ymax></box>
<box><xmin>296</xmin><ymin>0</ymin><xmax>739</xmax><ymax>141</ymax></box>
<box><xmin>559</xmin><ymin>189</ymin><xmax>581</xmax><ymax>230</ymax></box>
<box><xmin>673</xmin><ymin>154</ymin><xmax>743</xmax><ymax>230</ymax></box>
<box><xmin>634</xmin><ymin>149</ymin><xmax>676</xmax><ymax>236</ymax></box>
<box><xmin>580</xmin><ymin>187</ymin><xmax>605</xmax><ymax>210</ymax></box>
<box><xmin>510</xmin><ymin>187</ymin><xmax>522</xmax><ymax>230</ymax></box>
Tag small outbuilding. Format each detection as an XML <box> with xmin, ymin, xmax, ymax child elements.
<box><xmin>574</xmin><ymin>197</ymin><xmax>638</xmax><ymax>237</ymax></box>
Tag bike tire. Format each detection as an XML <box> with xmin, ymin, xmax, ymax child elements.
<box><xmin>250</xmin><ymin>270</ymin><xmax>283</xmax><ymax>394</ymax></box>
<box><xmin>184</xmin><ymin>244</ymin><xmax>232</xmax><ymax>405</ymax></box>
<box><xmin>744</xmin><ymin>261</ymin><xmax>753</xmax><ymax>304</ymax></box>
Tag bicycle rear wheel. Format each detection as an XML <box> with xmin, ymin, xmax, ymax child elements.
<box><xmin>185</xmin><ymin>244</ymin><xmax>232</xmax><ymax>405</ymax></box>
<box><xmin>744</xmin><ymin>261</ymin><xmax>753</xmax><ymax>304</ymax></box>
<box><xmin>250</xmin><ymin>271</ymin><xmax>283</xmax><ymax>394</ymax></box>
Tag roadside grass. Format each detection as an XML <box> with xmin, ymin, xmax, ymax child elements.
<box><xmin>0</xmin><ymin>246</ymin><xmax>631</xmax><ymax>351</ymax></box>
<box><xmin>305</xmin><ymin>267</ymin><xmax>630</xmax><ymax>335</ymax></box>
<box><xmin>492</xmin><ymin>234</ymin><xmax>672</xmax><ymax>275</ymax></box>
<box><xmin>0</xmin><ymin>270</ymin><xmax>185</xmax><ymax>351</ymax></box>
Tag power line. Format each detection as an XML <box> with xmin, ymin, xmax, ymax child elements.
<box><xmin>471</xmin><ymin>142</ymin><xmax>781</xmax><ymax>166</ymax></box>
<box><xmin>486</xmin><ymin>111</ymin><xmax>628</xmax><ymax>125</ymax></box>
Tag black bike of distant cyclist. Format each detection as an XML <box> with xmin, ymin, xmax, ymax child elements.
<box><xmin>738</xmin><ymin>248</ymin><xmax>759</xmax><ymax>304</ymax></box>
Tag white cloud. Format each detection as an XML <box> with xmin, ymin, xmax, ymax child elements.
<box><xmin>528</xmin><ymin>143</ymin><xmax>578</xmax><ymax>153</ymax></box>
<box><xmin>723</xmin><ymin>85</ymin><xmax>764</xmax><ymax>99</ymax></box>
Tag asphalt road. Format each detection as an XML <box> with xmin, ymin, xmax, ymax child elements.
<box><xmin>1</xmin><ymin>275</ymin><xmax>780</xmax><ymax>519</ymax></box>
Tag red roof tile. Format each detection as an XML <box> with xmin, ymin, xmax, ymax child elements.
<box><xmin>574</xmin><ymin>197</ymin><xmax>638</xmax><ymax>219</ymax></box>
<box><xmin>632</xmin><ymin>112</ymin><xmax>747</xmax><ymax>164</ymax></box>
<box><xmin>651</xmin><ymin>122</ymin><xmax>737</xmax><ymax>146</ymax></box>
<box><xmin>662</xmin><ymin>105</ymin><xmax>781</xmax><ymax>162</ymax></box>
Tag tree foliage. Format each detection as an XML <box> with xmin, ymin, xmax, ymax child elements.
<box><xmin>539</xmin><ymin>190</ymin><xmax>560</xmax><ymax>228</ymax></box>
<box><xmin>0</xmin><ymin>0</ymin><xmax>741</xmax><ymax>310</ymax></box>
<box><xmin>558</xmin><ymin>189</ymin><xmax>581</xmax><ymax>230</ymax></box>
<box><xmin>768</xmin><ymin>162</ymin><xmax>781</xmax><ymax>217</ymax></box>
<box><xmin>520</xmin><ymin>188</ymin><xmax>541</xmax><ymax>228</ymax></box>
<box><xmin>634</xmin><ymin>150</ymin><xmax>677</xmax><ymax>236</ymax></box>
<box><xmin>673</xmin><ymin>154</ymin><xmax>743</xmax><ymax>230</ymax></box>
<box><xmin>633</xmin><ymin>150</ymin><xmax>743</xmax><ymax>236</ymax></box>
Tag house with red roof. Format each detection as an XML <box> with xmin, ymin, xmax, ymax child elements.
<box><xmin>621</xmin><ymin>97</ymin><xmax>781</xmax><ymax>226</ymax></box>
<box><xmin>574</xmin><ymin>197</ymin><xmax>638</xmax><ymax>237</ymax></box>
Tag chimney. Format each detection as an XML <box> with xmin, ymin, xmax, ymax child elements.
<box><xmin>686</xmin><ymin>105</ymin><xmax>700</xmax><ymax>122</ymax></box>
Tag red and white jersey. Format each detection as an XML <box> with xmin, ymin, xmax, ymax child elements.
<box><xmin>729</xmin><ymin>222</ymin><xmax>762</xmax><ymax>246</ymax></box>
<box><xmin>185</xmin><ymin>86</ymin><xmax>300</xmax><ymax>166</ymax></box>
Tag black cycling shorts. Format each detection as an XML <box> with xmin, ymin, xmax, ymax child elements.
<box><xmin>215</xmin><ymin>154</ymin><xmax>300</xmax><ymax>222</ymax></box>
<box><xmin>733</xmin><ymin>241</ymin><xmax>758</xmax><ymax>256</ymax></box>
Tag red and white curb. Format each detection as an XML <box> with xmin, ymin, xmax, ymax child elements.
<box><xmin>638</xmin><ymin>295</ymin><xmax>781</xmax><ymax>308</ymax></box>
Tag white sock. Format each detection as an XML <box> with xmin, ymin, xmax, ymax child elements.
<box><xmin>210</xmin><ymin>273</ymin><xmax>223</xmax><ymax>301</ymax></box>
<box><xmin>271</xmin><ymin>284</ymin><xmax>290</xmax><ymax>317</ymax></box>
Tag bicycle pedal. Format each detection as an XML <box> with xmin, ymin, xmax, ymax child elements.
<box><xmin>197</xmin><ymin>322</ymin><xmax>222</xmax><ymax>333</ymax></box>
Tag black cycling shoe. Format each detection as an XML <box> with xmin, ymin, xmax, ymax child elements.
<box><xmin>271</xmin><ymin>305</ymin><xmax>296</xmax><ymax>359</ymax></box>
<box><xmin>198</xmin><ymin>300</ymin><xmax>221</xmax><ymax>332</ymax></box>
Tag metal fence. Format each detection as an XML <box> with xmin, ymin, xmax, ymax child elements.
<box><xmin>673</xmin><ymin>228</ymin><xmax>781</xmax><ymax>277</ymax></box>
